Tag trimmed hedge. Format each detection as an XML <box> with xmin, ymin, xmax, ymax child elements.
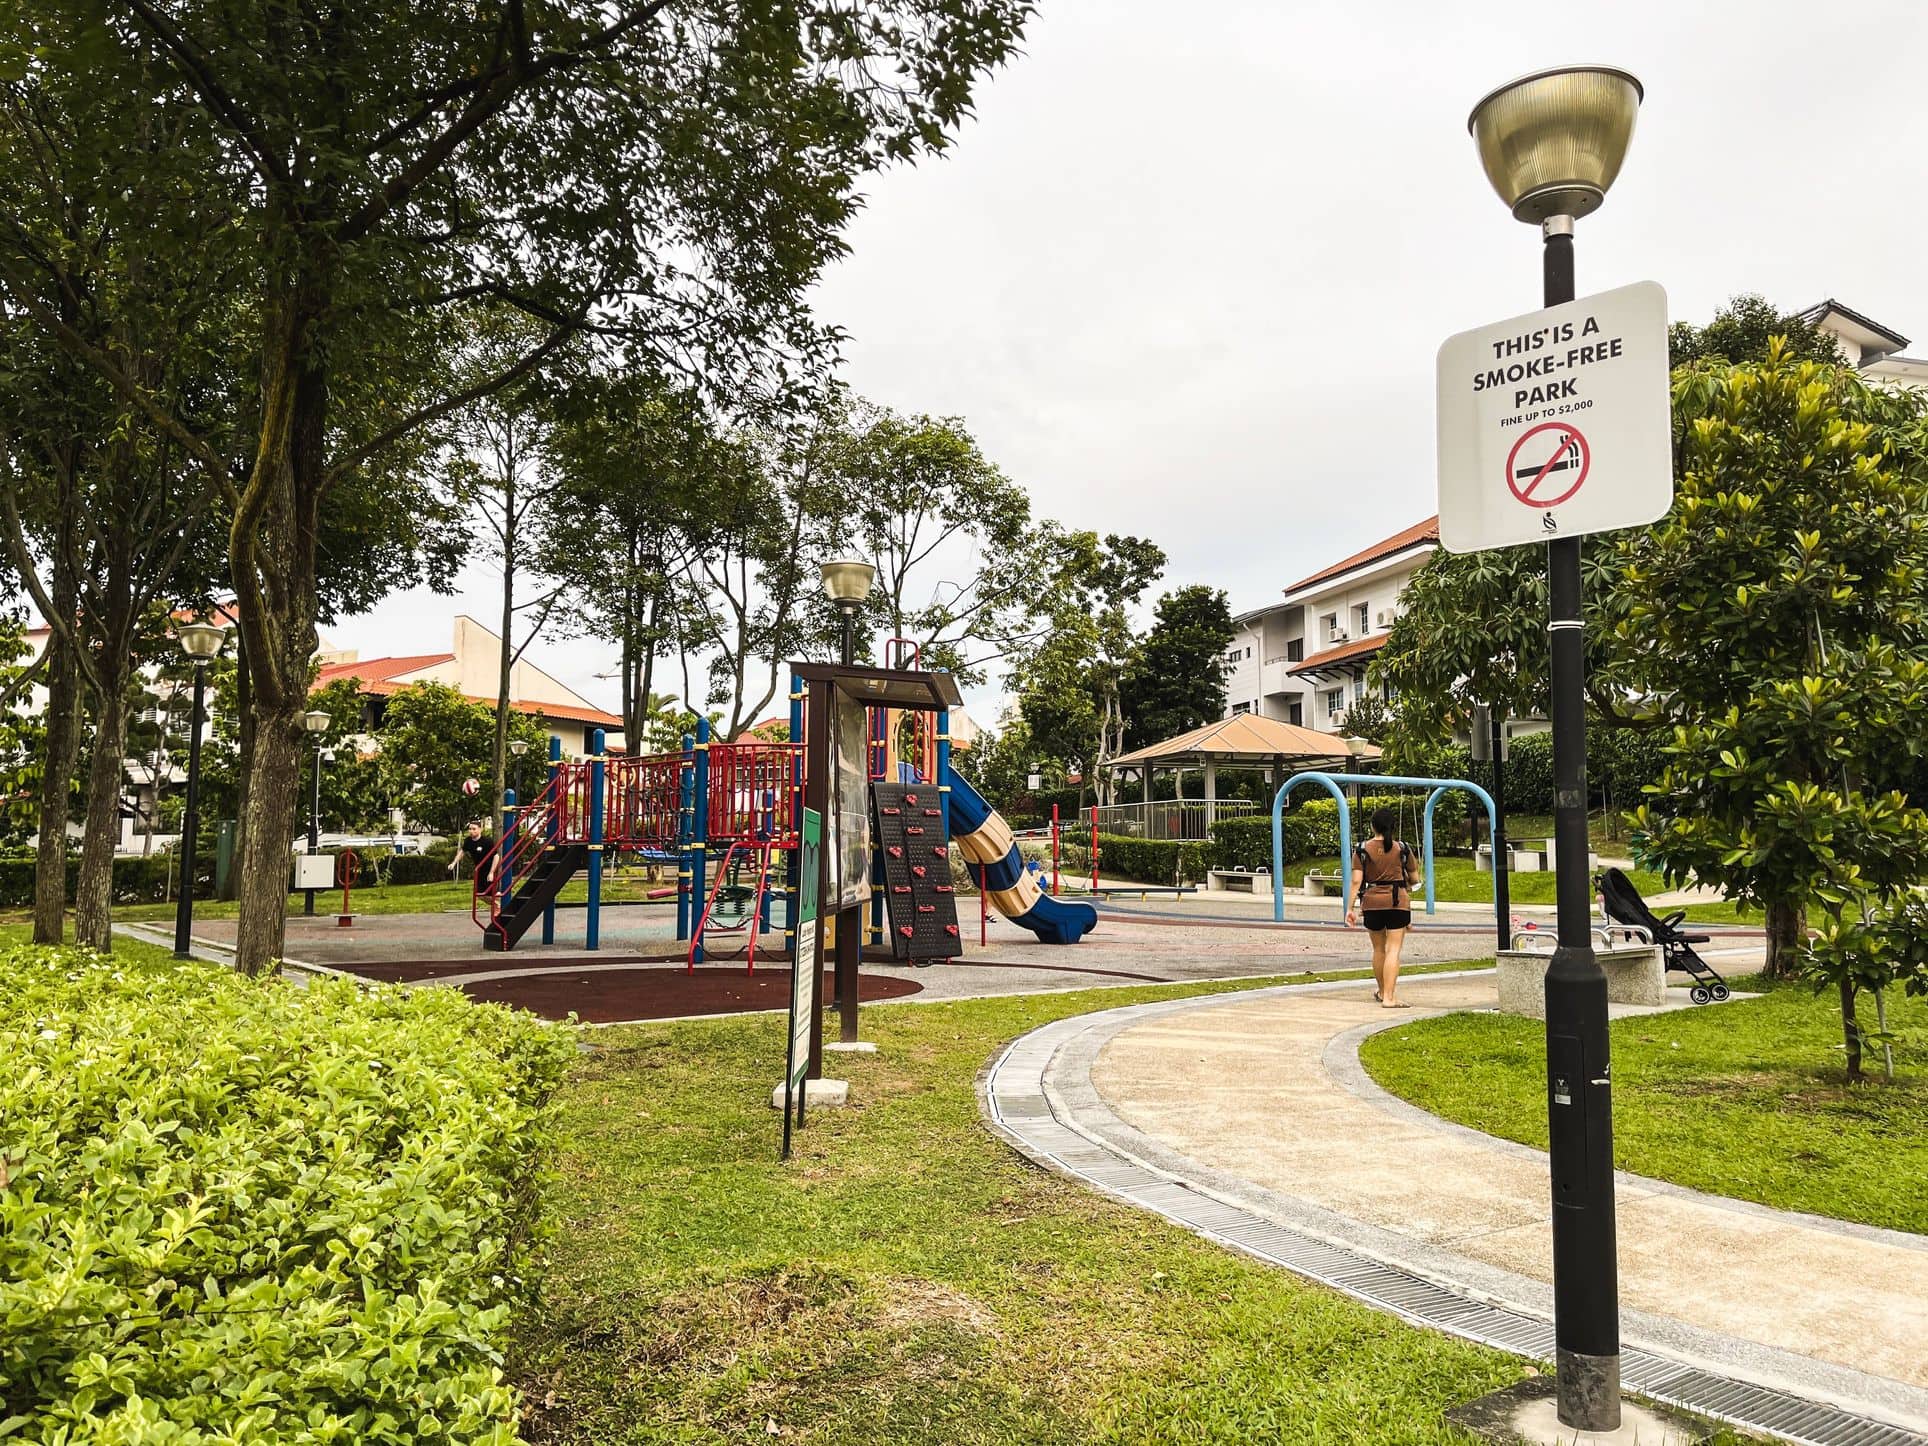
<box><xmin>1</xmin><ymin>945</ymin><xmax>575</xmax><ymax>1442</ymax></box>
<box><xmin>1091</xmin><ymin>833</ymin><xmax>1215</xmax><ymax>885</ymax></box>
<box><xmin>0</xmin><ymin>854</ymin><xmax>197</xmax><ymax>909</ymax></box>
<box><xmin>1208</xmin><ymin>793</ymin><xmax>1473</xmax><ymax>873</ymax></box>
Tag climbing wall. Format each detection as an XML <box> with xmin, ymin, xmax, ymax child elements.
<box><xmin>870</xmin><ymin>783</ymin><xmax>963</xmax><ymax>961</ymax></box>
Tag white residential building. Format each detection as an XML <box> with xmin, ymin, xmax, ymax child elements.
<box><xmin>1223</xmin><ymin>516</ymin><xmax>1437</xmax><ymax>734</ymax></box>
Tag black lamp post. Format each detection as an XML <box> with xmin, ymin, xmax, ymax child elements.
<box><xmin>1468</xmin><ymin>64</ymin><xmax>1643</xmax><ymax>1435</ymax></box>
<box><xmin>509</xmin><ymin>736</ymin><xmax>530</xmax><ymax>800</ymax></box>
<box><xmin>302</xmin><ymin>708</ymin><xmax>331</xmax><ymax>916</ymax></box>
<box><xmin>172</xmin><ymin>621</ymin><xmax>227</xmax><ymax>958</ymax></box>
<box><xmin>819</xmin><ymin>558</ymin><xmax>876</xmax><ymax>667</ymax></box>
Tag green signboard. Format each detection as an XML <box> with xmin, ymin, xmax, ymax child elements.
<box><xmin>782</xmin><ymin>806</ymin><xmax>822</xmax><ymax>1159</ymax></box>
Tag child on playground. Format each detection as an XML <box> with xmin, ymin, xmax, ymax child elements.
<box><xmin>449</xmin><ymin>820</ymin><xmax>496</xmax><ymax>887</ymax></box>
<box><xmin>1345</xmin><ymin>807</ymin><xmax>1418</xmax><ymax>1008</ymax></box>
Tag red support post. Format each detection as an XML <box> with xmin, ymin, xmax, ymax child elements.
<box><xmin>1051</xmin><ymin>803</ymin><xmax>1060</xmax><ymax>896</ymax></box>
<box><xmin>980</xmin><ymin>875</ymin><xmax>987</xmax><ymax>947</ymax></box>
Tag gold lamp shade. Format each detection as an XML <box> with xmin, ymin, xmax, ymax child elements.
<box><xmin>1469</xmin><ymin>66</ymin><xmax>1642</xmax><ymax>223</ymax></box>
<box><xmin>176</xmin><ymin>620</ymin><xmax>228</xmax><ymax>660</ymax></box>
<box><xmin>819</xmin><ymin>557</ymin><xmax>876</xmax><ymax>608</ymax></box>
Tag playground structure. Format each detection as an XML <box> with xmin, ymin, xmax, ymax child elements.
<box><xmin>473</xmin><ymin>645</ymin><xmax>1097</xmax><ymax>958</ymax></box>
<box><xmin>1270</xmin><ymin>771</ymin><xmax>1504</xmax><ymax>946</ymax></box>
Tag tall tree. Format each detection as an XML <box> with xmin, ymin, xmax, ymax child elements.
<box><xmin>442</xmin><ymin>317</ymin><xmax>568</xmax><ymax>813</ymax></box>
<box><xmin>832</xmin><ymin>401</ymin><xmax>1045</xmax><ymax>683</ymax></box>
<box><xmin>1015</xmin><ymin>531</ymin><xmax>1164</xmax><ymax>804</ymax></box>
<box><xmin>1120</xmin><ymin>585</ymin><xmax>1235</xmax><ymax>747</ymax></box>
<box><xmin>0</xmin><ymin>0</ymin><xmax>1030</xmax><ymax>972</ymax></box>
<box><xmin>1628</xmin><ymin>342</ymin><xmax>1928</xmax><ymax>1002</ymax></box>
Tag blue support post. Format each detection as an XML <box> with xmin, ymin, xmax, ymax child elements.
<box><xmin>787</xmin><ymin>677</ymin><xmax>803</xmax><ymax>955</ymax></box>
<box><xmin>936</xmin><ymin>706</ymin><xmax>952</xmax><ymax>835</ymax></box>
<box><xmin>543</xmin><ymin>736</ymin><xmax>562</xmax><ymax>945</ymax></box>
<box><xmin>691</xmin><ymin>718</ymin><xmax>710</xmax><ymax>965</ymax></box>
<box><xmin>676</xmin><ymin>731</ymin><xmax>695</xmax><ymax>941</ymax></box>
<box><xmin>500</xmin><ymin>788</ymin><xmax>518</xmax><ymax>903</ymax></box>
<box><xmin>587</xmin><ymin>728</ymin><xmax>606</xmax><ymax>952</ymax></box>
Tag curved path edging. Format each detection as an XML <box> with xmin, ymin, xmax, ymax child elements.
<box><xmin>978</xmin><ymin>978</ymin><xmax>1928</xmax><ymax>1446</ymax></box>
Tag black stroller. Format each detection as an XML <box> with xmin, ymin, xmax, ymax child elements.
<box><xmin>1597</xmin><ymin>867</ymin><xmax>1730</xmax><ymax>1004</ymax></box>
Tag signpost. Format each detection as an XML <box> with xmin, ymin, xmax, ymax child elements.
<box><xmin>782</xmin><ymin>806</ymin><xmax>822</xmax><ymax>1160</ymax></box>
<box><xmin>1437</xmin><ymin>280</ymin><xmax>1670</xmax><ymax>551</ymax></box>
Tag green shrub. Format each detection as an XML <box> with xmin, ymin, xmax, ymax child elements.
<box><xmin>1208</xmin><ymin>792</ymin><xmax>1473</xmax><ymax>873</ymax></box>
<box><xmin>0</xmin><ymin>853</ymin><xmax>198</xmax><ymax>908</ymax></box>
<box><xmin>1091</xmin><ymin>833</ymin><xmax>1214</xmax><ymax>885</ymax></box>
<box><xmin>0</xmin><ymin>945</ymin><xmax>575</xmax><ymax>1442</ymax></box>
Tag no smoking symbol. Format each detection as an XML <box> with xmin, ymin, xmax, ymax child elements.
<box><xmin>1506</xmin><ymin>421</ymin><xmax>1589</xmax><ymax>508</ymax></box>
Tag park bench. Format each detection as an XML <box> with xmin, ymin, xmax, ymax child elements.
<box><xmin>1205</xmin><ymin>868</ymin><xmax>1265</xmax><ymax>893</ymax></box>
<box><xmin>1303</xmin><ymin>872</ymin><xmax>1345</xmax><ymax>897</ymax></box>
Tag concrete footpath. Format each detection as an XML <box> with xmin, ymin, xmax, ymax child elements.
<box><xmin>984</xmin><ymin>971</ymin><xmax>1928</xmax><ymax>1444</ymax></box>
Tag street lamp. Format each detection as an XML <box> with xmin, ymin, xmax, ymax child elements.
<box><xmin>1467</xmin><ymin>64</ymin><xmax>1641</xmax><ymax>1436</ymax></box>
<box><xmin>302</xmin><ymin>708</ymin><xmax>331</xmax><ymax>916</ymax></box>
<box><xmin>509</xmin><ymin>736</ymin><xmax>530</xmax><ymax>800</ymax></box>
<box><xmin>819</xmin><ymin>558</ymin><xmax>875</xmax><ymax>667</ymax></box>
<box><xmin>172</xmin><ymin>621</ymin><xmax>227</xmax><ymax>958</ymax></box>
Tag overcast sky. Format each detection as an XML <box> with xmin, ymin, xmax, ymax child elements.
<box><xmin>329</xmin><ymin>0</ymin><xmax>1928</xmax><ymax>723</ymax></box>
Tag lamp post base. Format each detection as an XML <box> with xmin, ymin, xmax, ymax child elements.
<box><xmin>1448</xmin><ymin>1374</ymin><xmax>1704</xmax><ymax>1446</ymax></box>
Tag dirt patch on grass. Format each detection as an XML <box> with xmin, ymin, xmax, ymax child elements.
<box><xmin>875</xmin><ymin>1278</ymin><xmax>999</xmax><ymax>1337</ymax></box>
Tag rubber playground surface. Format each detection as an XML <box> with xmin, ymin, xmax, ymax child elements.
<box><xmin>164</xmin><ymin>892</ymin><xmax>1759</xmax><ymax>1025</ymax></box>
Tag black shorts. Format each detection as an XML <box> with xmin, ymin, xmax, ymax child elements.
<box><xmin>1361</xmin><ymin>908</ymin><xmax>1411</xmax><ymax>933</ymax></box>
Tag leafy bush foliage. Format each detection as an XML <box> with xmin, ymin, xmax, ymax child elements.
<box><xmin>1209</xmin><ymin>793</ymin><xmax>1471</xmax><ymax>873</ymax></box>
<box><xmin>0</xmin><ymin>946</ymin><xmax>575</xmax><ymax>1442</ymax></box>
<box><xmin>1092</xmin><ymin>833</ymin><xmax>1215</xmax><ymax>884</ymax></box>
<box><xmin>0</xmin><ymin>853</ymin><xmax>189</xmax><ymax>908</ymax></box>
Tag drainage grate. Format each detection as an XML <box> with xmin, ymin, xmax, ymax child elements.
<box><xmin>985</xmin><ymin>1027</ymin><xmax>1927</xmax><ymax>1446</ymax></box>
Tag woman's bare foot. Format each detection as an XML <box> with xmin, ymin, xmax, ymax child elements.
<box><xmin>1381</xmin><ymin>1000</ymin><xmax>1410</xmax><ymax>1009</ymax></box>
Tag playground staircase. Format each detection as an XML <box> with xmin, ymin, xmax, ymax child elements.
<box><xmin>482</xmin><ymin>842</ymin><xmax>588</xmax><ymax>951</ymax></box>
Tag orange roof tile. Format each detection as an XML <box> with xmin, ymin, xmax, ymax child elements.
<box><xmin>1284</xmin><ymin>516</ymin><xmax>1438</xmax><ymax>596</ymax></box>
<box><xmin>313</xmin><ymin>653</ymin><xmax>454</xmax><ymax>687</ymax></box>
<box><xmin>1292</xmin><ymin>632</ymin><xmax>1389</xmax><ymax>674</ymax></box>
<box><xmin>310</xmin><ymin>672</ymin><xmax>622</xmax><ymax>731</ymax></box>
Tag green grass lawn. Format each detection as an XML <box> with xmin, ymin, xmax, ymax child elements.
<box><xmin>1360</xmin><ymin>976</ymin><xmax>1928</xmax><ymax>1235</ymax></box>
<box><xmin>511</xmin><ymin>974</ymin><xmax>1763</xmax><ymax>1444</ymax></box>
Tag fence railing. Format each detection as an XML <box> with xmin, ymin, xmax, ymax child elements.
<box><xmin>1091</xmin><ymin>798</ymin><xmax>1258</xmax><ymax>841</ymax></box>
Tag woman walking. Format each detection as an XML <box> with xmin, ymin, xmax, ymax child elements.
<box><xmin>1345</xmin><ymin>807</ymin><xmax>1419</xmax><ymax>1008</ymax></box>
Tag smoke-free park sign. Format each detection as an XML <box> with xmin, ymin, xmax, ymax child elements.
<box><xmin>1437</xmin><ymin>280</ymin><xmax>1671</xmax><ymax>553</ymax></box>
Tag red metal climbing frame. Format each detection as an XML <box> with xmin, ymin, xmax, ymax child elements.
<box><xmin>688</xmin><ymin>740</ymin><xmax>803</xmax><ymax>971</ymax></box>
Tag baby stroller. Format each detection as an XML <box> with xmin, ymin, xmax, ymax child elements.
<box><xmin>1596</xmin><ymin>867</ymin><xmax>1729</xmax><ymax>1004</ymax></box>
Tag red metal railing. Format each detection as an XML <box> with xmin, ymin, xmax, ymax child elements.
<box><xmin>604</xmin><ymin>751</ymin><xmax>682</xmax><ymax>851</ymax></box>
<box><xmin>707</xmin><ymin>741</ymin><xmax>803</xmax><ymax>847</ymax></box>
<box><xmin>471</xmin><ymin>768</ymin><xmax>568</xmax><ymax>932</ymax></box>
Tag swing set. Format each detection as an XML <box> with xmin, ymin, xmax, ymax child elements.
<box><xmin>1271</xmin><ymin>771</ymin><xmax>1504</xmax><ymax>946</ymax></box>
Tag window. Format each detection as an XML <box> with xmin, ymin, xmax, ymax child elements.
<box><xmin>1353</xmin><ymin>676</ymin><xmax>1366</xmax><ymax>703</ymax></box>
<box><xmin>1246</xmin><ymin>645</ymin><xmax>1253</xmax><ymax>659</ymax></box>
<box><xmin>1324</xmin><ymin>687</ymin><xmax>1344</xmax><ymax>718</ymax></box>
<box><xmin>1322</xmin><ymin>612</ymin><xmax>1339</xmax><ymax>642</ymax></box>
<box><xmin>1355</xmin><ymin>603</ymin><xmax>1371</xmax><ymax>635</ymax></box>
<box><xmin>1287</xmin><ymin>700</ymin><xmax>1303</xmax><ymax>726</ymax></box>
<box><xmin>1226</xmin><ymin>647</ymin><xmax>1242</xmax><ymax>663</ymax></box>
<box><xmin>1286</xmin><ymin>638</ymin><xmax>1304</xmax><ymax>662</ymax></box>
<box><xmin>1231</xmin><ymin>701</ymin><xmax>1251</xmax><ymax>714</ymax></box>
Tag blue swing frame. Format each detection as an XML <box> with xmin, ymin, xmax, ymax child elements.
<box><xmin>1270</xmin><ymin>771</ymin><xmax>1500</xmax><ymax>929</ymax></box>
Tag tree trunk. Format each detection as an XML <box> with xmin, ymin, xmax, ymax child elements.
<box><xmin>33</xmin><ymin>631</ymin><xmax>80</xmax><ymax>944</ymax></box>
<box><xmin>492</xmin><ymin>497</ymin><xmax>515</xmax><ymax>810</ymax></box>
<box><xmin>1762</xmin><ymin>898</ymin><xmax>1806</xmax><ymax>979</ymax></box>
<box><xmin>74</xmin><ymin>688</ymin><xmax>128</xmax><ymax>952</ymax></box>
<box><xmin>1838</xmin><ymin>975</ymin><xmax>1863</xmax><ymax>1083</ymax></box>
<box><xmin>233</xmin><ymin>707</ymin><xmax>302</xmax><ymax>974</ymax></box>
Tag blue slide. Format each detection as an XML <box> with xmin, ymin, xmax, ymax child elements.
<box><xmin>944</xmin><ymin>765</ymin><xmax>1098</xmax><ymax>945</ymax></box>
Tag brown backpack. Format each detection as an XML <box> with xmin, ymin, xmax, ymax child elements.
<box><xmin>1354</xmin><ymin>837</ymin><xmax>1412</xmax><ymax>910</ymax></box>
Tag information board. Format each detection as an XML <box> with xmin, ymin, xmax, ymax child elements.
<box><xmin>782</xmin><ymin>806</ymin><xmax>821</xmax><ymax>1159</ymax></box>
<box><xmin>1437</xmin><ymin>280</ymin><xmax>1672</xmax><ymax>553</ymax></box>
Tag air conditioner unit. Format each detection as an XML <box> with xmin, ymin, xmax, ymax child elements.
<box><xmin>1329</xmin><ymin>629</ymin><xmax>1349</xmax><ymax>644</ymax></box>
<box><xmin>1376</xmin><ymin>608</ymin><xmax>1395</xmax><ymax>628</ymax></box>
